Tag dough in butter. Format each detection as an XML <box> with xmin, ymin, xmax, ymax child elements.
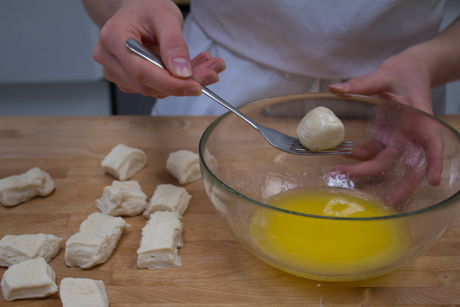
<box><xmin>1</xmin><ymin>257</ymin><xmax>58</xmax><ymax>302</ymax></box>
<box><xmin>102</xmin><ymin>144</ymin><xmax>146</xmax><ymax>181</ymax></box>
<box><xmin>96</xmin><ymin>180</ymin><xmax>148</xmax><ymax>216</ymax></box>
<box><xmin>0</xmin><ymin>233</ymin><xmax>62</xmax><ymax>267</ymax></box>
<box><xmin>137</xmin><ymin>211</ymin><xmax>183</xmax><ymax>269</ymax></box>
<box><xmin>65</xmin><ymin>212</ymin><xmax>129</xmax><ymax>269</ymax></box>
<box><xmin>0</xmin><ymin>167</ymin><xmax>55</xmax><ymax>207</ymax></box>
<box><xmin>60</xmin><ymin>278</ymin><xmax>109</xmax><ymax>307</ymax></box>
<box><xmin>143</xmin><ymin>184</ymin><xmax>191</xmax><ymax>218</ymax></box>
<box><xmin>297</xmin><ymin>106</ymin><xmax>345</xmax><ymax>151</ymax></box>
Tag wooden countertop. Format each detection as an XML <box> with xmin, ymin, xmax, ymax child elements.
<box><xmin>1</xmin><ymin>115</ymin><xmax>460</xmax><ymax>306</ymax></box>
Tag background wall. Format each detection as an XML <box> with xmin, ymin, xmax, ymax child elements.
<box><xmin>0</xmin><ymin>1</ymin><xmax>459</xmax><ymax>116</ymax></box>
<box><xmin>0</xmin><ymin>0</ymin><xmax>112</xmax><ymax>116</ymax></box>
<box><xmin>440</xmin><ymin>0</ymin><xmax>460</xmax><ymax>114</ymax></box>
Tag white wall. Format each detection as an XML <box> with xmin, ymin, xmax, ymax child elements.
<box><xmin>0</xmin><ymin>0</ymin><xmax>111</xmax><ymax>116</ymax></box>
<box><xmin>441</xmin><ymin>0</ymin><xmax>460</xmax><ymax>114</ymax></box>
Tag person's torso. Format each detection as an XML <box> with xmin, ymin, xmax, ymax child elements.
<box><xmin>191</xmin><ymin>0</ymin><xmax>445</xmax><ymax>78</ymax></box>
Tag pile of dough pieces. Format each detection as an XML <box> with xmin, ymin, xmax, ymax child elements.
<box><xmin>99</xmin><ymin>145</ymin><xmax>206</xmax><ymax>270</ymax></box>
<box><xmin>0</xmin><ymin>234</ymin><xmax>108</xmax><ymax>306</ymax></box>
<box><xmin>0</xmin><ymin>144</ymin><xmax>211</xmax><ymax>304</ymax></box>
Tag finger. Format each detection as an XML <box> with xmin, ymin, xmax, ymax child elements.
<box><xmin>401</xmin><ymin>111</ymin><xmax>443</xmax><ymax>186</ymax></box>
<box><xmin>195</xmin><ymin>57</ymin><xmax>226</xmax><ymax>73</ymax></box>
<box><xmin>423</xmin><ymin>130</ymin><xmax>444</xmax><ymax>186</ymax></box>
<box><xmin>345</xmin><ymin>140</ymin><xmax>385</xmax><ymax>161</ymax></box>
<box><xmin>332</xmin><ymin>146</ymin><xmax>402</xmax><ymax>178</ymax></box>
<box><xmin>148</xmin><ymin>6</ymin><xmax>193</xmax><ymax>78</ymax></box>
<box><xmin>103</xmin><ymin>68</ymin><xmax>131</xmax><ymax>91</ymax></box>
<box><xmin>98</xmin><ymin>46</ymin><xmax>175</xmax><ymax>98</ymax></box>
<box><xmin>192</xmin><ymin>58</ymin><xmax>227</xmax><ymax>85</ymax></box>
<box><xmin>329</xmin><ymin>71</ymin><xmax>391</xmax><ymax>96</ymax></box>
<box><xmin>118</xmin><ymin>49</ymin><xmax>201</xmax><ymax>96</ymax></box>
<box><xmin>191</xmin><ymin>52</ymin><xmax>212</xmax><ymax>67</ymax></box>
<box><xmin>383</xmin><ymin>163</ymin><xmax>426</xmax><ymax>207</ymax></box>
<box><xmin>103</xmin><ymin>67</ymin><xmax>168</xmax><ymax>98</ymax></box>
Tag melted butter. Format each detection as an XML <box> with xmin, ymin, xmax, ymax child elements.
<box><xmin>250</xmin><ymin>187</ymin><xmax>410</xmax><ymax>279</ymax></box>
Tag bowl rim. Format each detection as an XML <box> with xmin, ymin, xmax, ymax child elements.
<box><xmin>199</xmin><ymin>93</ymin><xmax>460</xmax><ymax>221</ymax></box>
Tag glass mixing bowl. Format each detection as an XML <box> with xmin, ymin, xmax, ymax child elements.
<box><xmin>199</xmin><ymin>93</ymin><xmax>460</xmax><ymax>282</ymax></box>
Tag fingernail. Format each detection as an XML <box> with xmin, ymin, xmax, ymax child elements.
<box><xmin>199</xmin><ymin>54</ymin><xmax>212</xmax><ymax>64</ymax></box>
<box><xmin>172</xmin><ymin>57</ymin><xmax>192</xmax><ymax>77</ymax></box>
<box><xmin>427</xmin><ymin>168</ymin><xmax>434</xmax><ymax>182</ymax></box>
<box><xmin>329</xmin><ymin>83</ymin><xmax>351</xmax><ymax>92</ymax></box>
<box><xmin>185</xmin><ymin>86</ymin><xmax>201</xmax><ymax>96</ymax></box>
<box><xmin>203</xmin><ymin>75</ymin><xmax>219</xmax><ymax>85</ymax></box>
<box><xmin>210</xmin><ymin>61</ymin><xmax>226</xmax><ymax>72</ymax></box>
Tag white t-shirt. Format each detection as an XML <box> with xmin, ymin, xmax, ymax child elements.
<box><xmin>152</xmin><ymin>0</ymin><xmax>445</xmax><ymax>115</ymax></box>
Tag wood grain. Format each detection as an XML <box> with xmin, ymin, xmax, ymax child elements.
<box><xmin>0</xmin><ymin>115</ymin><xmax>459</xmax><ymax>306</ymax></box>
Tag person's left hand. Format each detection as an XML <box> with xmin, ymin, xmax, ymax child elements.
<box><xmin>328</xmin><ymin>50</ymin><xmax>443</xmax><ymax>206</ymax></box>
<box><xmin>330</xmin><ymin>102</ymin><xmax>443</xmax><ymax>206</ymax></box>
<box><xmin>329</xmin><ymin>48</ymin><xmax>433</xmax><ymax>114</ymax></box>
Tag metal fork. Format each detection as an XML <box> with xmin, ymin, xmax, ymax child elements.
<box><xmin>126</xmin><ymin>39</ymin><xmax>353</xmax><ymax>155</ymax></box>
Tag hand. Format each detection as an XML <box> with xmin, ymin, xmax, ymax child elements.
<box><xmin>91</xmin><ymin>0</ymin><xmax>226</xmax><ymax>99</ymax></box>
<box><xmin>331</xmin><ymin>102</ymin><xmax>443</xmax><ymax>206</ymax></box>
<box><xmin>329</xmin><ymin>48</ymin><xmax>433</xmax><ymax>114</ymax></box>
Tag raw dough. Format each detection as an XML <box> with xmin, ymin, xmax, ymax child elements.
<box><xmin>60</xmin><ymin>278</ymin><xmax>109</xmax><ymax>307</ymax></box>
<box><xmin>297</xmin><ymin>106</ymin><xmax>345</xmax><ymax>151</ymax></box>
<box><xmin>143</xmin><ymin>184</ymin><xmax>191</xmax><ymax>218</ymax></box>
<box><xmin>1</xmin><ymin>257</ymin><xmax>58</xmax><ymax>302</ymax></box>
<box><xmin>102</xmin><ymin>144</ymin><xmax>146</xmax><ymax>181</ymax></box>
<box><xmin>166</xmin><ymin>150</ymin><xmax>201</xmax><ymax>184</ymax></box>
<box><xmin>0</xmin><ymin>167</ymin><xmax>55</xmax><ymax>207</ymax></box>
<box><xmin>96</xmin><ymin>180</ymin><xmax>148</xmax><ymax>216</ymax></box>
<box><xmin>65</xmin><ymin>212</ymin><xmax>129</xmax><ymax>269</ymax></box>
<box><xmin>0</xmin><ymin>233</ymin><xmax>62</xmax><ymax>267</ymax></box>
<box><xmin>137</xmin><ymin>211</ymin><xmax>183</xmax><ymax>269</ymax></box>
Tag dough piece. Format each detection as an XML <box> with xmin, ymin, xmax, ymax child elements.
<box><xmin>143</xmin><ymin>184</ymin><xmax>191</xmax><ymax>218</ymax></box>
<box><xmin>60</xmin><ymin>278</ymin><xmax>109</xmax><ymax>307</ymax></box>
<box><xmin>0</xmin><ymin>233</ymin><xmax>62</xmax><ymax>267</ymax></box>
<box><xmin>137</xmin><ymin>211</ymin><xmax>183</xmax><ymax>269</ymax></box>
<box><xmin>96</xmin><ymin>180</ymin><xmax>148</xmax><ymax>216</ymax></box>
<box><xmin>1</xmin><ymin>257</ymin><xmax>58</xmax><ymax>302</ymax></box>
<box><xmin>0</xmin><ymin>167</ymin><xmax>55</xmax><ymax>207</ymax></box>
<box><xmin>166</xmin><ymin>150</ymin><xmax>201</xmax><ymax>184</ymax></box>
<box><xmin>65</xmin><ymin>212</ymin><xmax>129</xmax><ymax>269</ymax></box>
<box><xmin>297</xmin><ymin>106</ymin><xmax>345</xmax><ymax>151</ymax></box>
<box><xmin>102</xmin><ymin>144</ymin><xmax>147</xmax><ymax>181</ymax></box>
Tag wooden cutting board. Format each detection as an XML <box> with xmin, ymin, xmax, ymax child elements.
<box><xmin>0</xmin><ymin>115</ymin><xmax>460</xmax><ymax>306</ymax></box>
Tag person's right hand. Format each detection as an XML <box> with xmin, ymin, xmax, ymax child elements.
<box><xmin>92</xmin><ymin>0</ymin><xmax>226</xmax><ymax>99</ymax></box>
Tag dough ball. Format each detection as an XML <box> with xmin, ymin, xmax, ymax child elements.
<box><xmin>296</xmin><ymin>106</ymin><xmax>345</xmax><ymax>151</ymax></box>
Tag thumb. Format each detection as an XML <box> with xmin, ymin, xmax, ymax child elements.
<box><xmin>329</xmin><ymin>72</ymin><xmax>390</xmax><ymax>96</ymax></box>
<box><xmin>150</xmin><ymin>6</ymin><xmax>192</xmax><ymax>78</ymax></box>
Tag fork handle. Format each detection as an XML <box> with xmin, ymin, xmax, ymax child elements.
<box><xmin>126</xmin><ymin>39</ymin><xmax>260</xmax><ymax>130</ymax></box>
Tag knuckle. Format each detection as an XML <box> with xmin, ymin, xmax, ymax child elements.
<box><xmin>129</xmin><ymin>65</ymin><xmax>148</xmax><ymax>85</ymax></box>
<box><xmin>135</xmin><ymin>83</ymin><xmax>151</xmax><ymax>97</ymax></box>
<box><xmin>92</xmin><ymin>47</ymin><xmax>103</xmax><ymax>64</ymax></box>
<box><xmin>155</xmin><ymin>94</ymin><xmax>169</xmax><ymax>99</ymax></box>
<box><xmin>163</xmin><ymin>36</ymin><xmax>188</xmax><ymax>52</ymax></box>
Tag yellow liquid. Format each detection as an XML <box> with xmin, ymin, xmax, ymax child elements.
<box><xmin>250</xmin><ymin>188</ymin><xmax>410</xmax><ymax>280</ymax></box>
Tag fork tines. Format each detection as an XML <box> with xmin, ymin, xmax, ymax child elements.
<box><xmin>291</xmin><ymin>140</ymin><xmax>354</xmax><ymax>155</ymax></box>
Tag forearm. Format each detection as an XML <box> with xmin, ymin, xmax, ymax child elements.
<box><xmin>406</xmin><ymin>15</ymin><xmax>460</xmax><ymax>88</ymax></box>
<box><xmin>82</xmin><ymin>0</ymin><xmax>124</xmax><ymax>28</ymax></box>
